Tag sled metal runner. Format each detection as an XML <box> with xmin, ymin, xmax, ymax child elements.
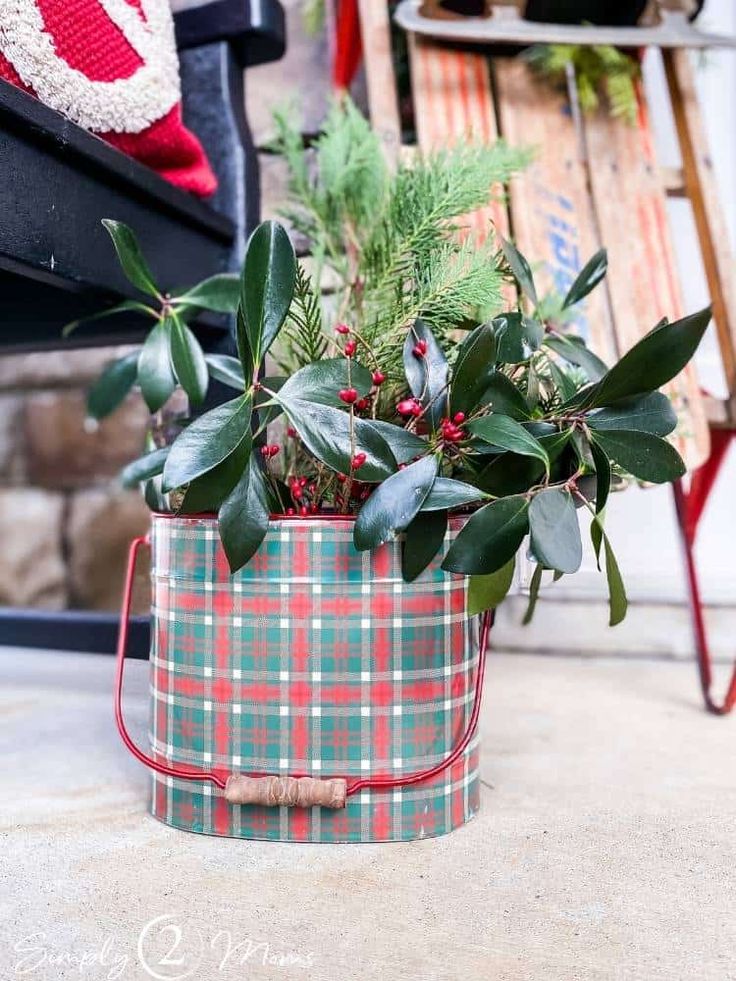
<box><xmin>352</xmin><ymin>2</ymin><xmax>736</xmax><ymax>713</ymax></box>
<box><xmin>394</xmin><ymin>2</ymin><xmax>736</xmax><ymax>50</ymax></box>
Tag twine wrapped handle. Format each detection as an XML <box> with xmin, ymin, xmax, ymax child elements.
<box><xmin>225</xmin><ymin>775</ymin><xmax>347</xmax><ymax>809</ymax></box>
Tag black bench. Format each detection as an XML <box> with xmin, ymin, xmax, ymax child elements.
<box><xmin>0</xmin><ymin>0</ymin><xmax>285</xmax><ymax>653</ymax></box>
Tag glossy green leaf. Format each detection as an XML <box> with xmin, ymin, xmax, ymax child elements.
<box><xmin>239</xmin><ymin>220</ymin><xmax>296</xmax><ymax>370</ymax></box>
<box><xmin>101</xmin><ymin>219</ymin><xmax>159</xmax><ymax>297</ymax></box>
<box><xmin>176</xmin><ymin>273</ymin><xmax>240</xmax><ymax>313</ymax></box>
<box><xmin>590</xmin><ymin>440</ymin><xmax>611</xmax><ymax>516</ymax></box>
<box><xmin>586</xmin><ymin>392</ymin><xmax>677</xmax><ymax>436</ymax></box>
<box><xmin>354</xmin><ymin>455</ymin><xmax>438</xmax><ymax>551</ymax></box>
<box><xmin>179</xmin><ymin>437</ymin><xmax>251</xmax><ymax>514</ymax></box>
<box><xmin>162</xmin><ymin>394</ymin><xmax>252</xmax><ymax>490</ymax></box>
<box><xmin>591</xmin><ymin>517</ymin><xmax>628</xmax><ymax>625</ymax></box>
<box><xmin>468</xmin><ymin>415</ymin><xmax>549</xmax><ymax>472</ymax></box>
<box><xmin>562</xmin><ymin>248</ymin><xmax>607</xmax><ymax>309</ymax></box>
<box><xmin>204</xmin><ymin>354</ymin><xmax>245</xmax><ymax>391</ymax></box>
<box><xmin>361</xmin><ymin>420</ymin><xmax>427</xmax><ymax>466</ymax></box>
<box><xmin>402</xmin><ymin>510</ymin><xmax>448</xmax><ymax>583</ymax></box>
<box><xmin>442</xmin><ymin>496</ymin><xmax>530</xmax><ymax>575</ymax></box>
<box><xmin>541</xmin><ymin>428</ymin><xmax>573</xmax><ymax>465</ymax></box>
<box><xmin>63</xmin><ymin>299</ymin><xmax>153</xmax><ymax>338</ymax></box>
<box><xmin>219</xmin><ymin>454</ymin><xmax>270</xmax><ymax>573</ymax></box>
<box><xmin>120</xmin><ymin>446</ymin><xmax>170</xmax><ymax>488</ymax></box>
<box><xmin>522</xmin><ymin>562</ymin><xmax>544</xmax><ymax>625</ymax></box>
<box><xmin>278</xmin><ymin>358</ymin><xmax>372</xmax><ymax>407</ymax></box>
<box><xmin>451</xmin><ymin>323</ymin><xmax>497</xmax><ymax>415</ymax></box>
<box><xmin>579</xmin><ymin>307</ymin><xmax>711</xmax><ymax>409</ymax></box>
<box><xmin>590</xmin><ymin>509</ymin><xmax>604</xmax><ymax>569</ymax></box>
<box><xmin>500</xmin><ymin>236</ymin><xmax>538</xmax><ymax>306</ymax></box>
<box><xmin>475</xmin><ymin>452</ymin><xmax>545</xmax><ymax>497</ymax></box>
<box><xmin>478</xmin><ymin>371</ymin><xmax>531</xmax><ymax>420</ymax></box>
<box><xmin>138</xmin><ymin>321</ymin><xmax>176</xmax><ymax>412</ymax></box>
<box><xmin>493</xmin><ymin>312</ymin><xmax>543</xmax><ymax>363</ymax></box>
<box><xmin>528</xmin><ymin>488</ymin><xmax>582</xmax><ymax>574</ymax></box>
<box><xmin>467</xmin><ymin>558</ymin><xmax>515</xmax><ymax>616</ymax></box>
<box><xmin>545</xmin><ymin>333</ymin><xmax>608</xmax><ymax>381</ymax></box>
<box><xmin>590</xmin><ymin>429</ymin><xmax>685</xmax><ymax>484</ymax></box>
<box><xmin>254</xmin><ymin>377</ymin><xmax>286</xmax><ymax>430</ymax></box>
<box><xmin>403</xmin><ymin>320</ymin><xmax>449</xmax><ymax>428</ymax></box>
<box><xmin>421</xmin><ymin>477</ymin><xmax>487</xmax><ymax>511</ymax></box>
<box><xmin>277</xmin><ymin>398</ymin><xmax>395</xmax><ymax>482</ymax></box>
<box><xmin>87</xmin><ymin>351</ymin><xmax>138</xmax><ymax>420</ymax></box>
<box><xmin>170</xmin><ymin>317</ymin><xmax>208</xmax><ymax>405</ymax></box>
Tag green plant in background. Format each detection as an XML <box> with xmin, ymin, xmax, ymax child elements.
<box><xmin>64</xmin><ymin>220</ymin><xmax>240</xmax><ymax>420</ymax></box>
<box><xmin>525</xmin><ymin>44</ymin><xmax>641</xmax><ymax>124</ymax></box>
<box><xmin>91</xmin><ymin>215</ymin><xmax>710</xmax><ymax>627</ymax></box>
<box><xmin>269</xmin><ymin>98</ymin><xmax>531</xmax><ymax>380</ymax></box>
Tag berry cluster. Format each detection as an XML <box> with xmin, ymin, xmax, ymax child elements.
<box><xmin>439</xmin><ymin>412</ymin><xmax>466</xmax><ymax>444</ymax></box>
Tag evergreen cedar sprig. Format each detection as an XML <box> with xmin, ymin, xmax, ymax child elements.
<box><xmin>82</xmin><ymin>216</ymin><xmax>709</xmax><ymax>627</ymax></box>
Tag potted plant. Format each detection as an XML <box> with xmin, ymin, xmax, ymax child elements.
<box><xmin>82</xmin><ymin>104</ymin><xmax>710</xmax><ymax>841</ymax></box>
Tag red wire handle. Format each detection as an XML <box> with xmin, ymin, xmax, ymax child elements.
<box><xmin>115</xmin><ymin>535</ymin><xmax>492</xmax><ymax>800</ymax></box>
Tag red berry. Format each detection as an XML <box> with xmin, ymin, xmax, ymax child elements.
<box><xmin>355</xmin><ymin>398</ymin><xmax>369</xmax><ymax>412</ymax></box>
<box><xmin>299</xmin><ymin>477</ymin><xmax>307</xmax><ymax>487</ymax></box>
<box><xmin>339</xmin><ymin>388</ymin><xmax>358</xmax><ymax>405</ymax></box>
<box><xmin>335</xmin><ymin>323</ymin><xmax>350</xmax><ymax>335</ymax></box>
<box><xmin>286</xmin><ymin>507</ymin><xmax>295</xmax><ymax>516</ymax></box>
<box><xmin>287</xmin><ymin>426</ymin><xmax>298</xmax><ymax>438</ymax></box>
<box><xmin>309</xmin><ymin>502</ymin><xmax>319</xmax><ymax>514</ymax></box>
<box><xmin>336</xmin><ymin>473</ymin><xmax>347</xmax><ymax>483</ymax></box>
<box><xmin>299</xmin><ymin>505</ymin><xmax>309</xmax><ymax>517</ymax></box>
<box><xmin>292</xmin><ymin>487</ymin><xmax>302</xmax><ymax>501</ymax></box>
<box><xmin>343</xmin><ymin>340</ymin><xmax>357</xmax><ymax>357</ymax></box>
<box><xmin>351</xmin><ymin>452</ymin><xmax>367</xmax><ymax>470</ymax></box>
<box><xmin>397</xmin><ymin>397</ymin><xmax>421</xmax><ymax>417</ymax></box>
<box><xmin>453</xmin><ymin>411</ymin><xmax>466</xmax><ymax>424</ymax></box>
<box><xmin>371</xmin><ymin>371</ymin><xmax>386</xmax><ymax>386</ymax></box>
<box><xmin>412</xmin><ymin>339</ymin><xmax>428</xmax><ymax>358</ymax></box>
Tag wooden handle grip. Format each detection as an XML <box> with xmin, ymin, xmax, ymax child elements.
<box><xmin>224</xmin><ymin>775</ymin><xmax>347</xmax><ymax>809</ymax></box>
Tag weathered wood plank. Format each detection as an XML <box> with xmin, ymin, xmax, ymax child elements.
<box><xmin>493</xmin><ymin>58</ymin><xmax>617</xmax><ymax>365</ymax></box>
<box><xmin>357</xmin><ymin>0</ymin><xmax>402</xmax><ymax>167</ymax></box>
<box><xmin>408</xmin><ymin>37</ymin><xmax>508</xmax><ymax>243</ymax></box>
<box><xmin>584</xmin><ymin>83</ymin><xmax>710</xmax><ymax>469</ymax></box>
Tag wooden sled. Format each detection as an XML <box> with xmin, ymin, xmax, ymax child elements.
<box><xmin>354</xmin><ymin>1</ymin><xmax>736</xmax><ymax>712</ymax></box>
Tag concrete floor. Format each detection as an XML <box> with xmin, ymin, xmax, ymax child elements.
<box><xmin>1</xmin><ymin>647</ymin><xmax>734</xmax><ymax>981</ymax></box>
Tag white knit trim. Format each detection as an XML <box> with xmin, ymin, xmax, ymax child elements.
<box><xmin>0</xmin><ymin>0</ymin><xmax>181</xmax><ymax>133</ymax></box>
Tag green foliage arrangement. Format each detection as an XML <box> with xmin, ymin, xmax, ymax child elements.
<box><xmin>79</xmin><ymin>213</ymin><xmax>709</xmax><ymax>626</ymax></box>
<box><xmin>525</xmin><ymin>43</ymin><xmax>641</xmax><ymax>125</ymax></box>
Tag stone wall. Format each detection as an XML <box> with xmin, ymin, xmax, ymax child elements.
<box><xmin>0</xmin><ymin>1</ymin><xmax>331</xmax><ymax>616</ymax></box>
<box><xmin>0</xmin><ymin>350</ymin><xmax>151</xmax><ymax>613</ymax></box>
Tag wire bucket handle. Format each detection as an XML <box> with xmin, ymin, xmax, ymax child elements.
<box><xmin>116</xmin><ymin>535</ymin><xmax>492</xmax><ymax>810</ymax></box>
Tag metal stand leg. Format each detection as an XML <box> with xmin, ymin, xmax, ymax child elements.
<box><xmin>673</xmin><ymin>450</ymin><xmax>736</xmax><ymax>715</ymax></box>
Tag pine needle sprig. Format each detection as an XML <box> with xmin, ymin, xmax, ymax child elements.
<box><xmin>276</xmin><ymin>262</ymin><xmax>328</xmax><ymax>371</ymax></box>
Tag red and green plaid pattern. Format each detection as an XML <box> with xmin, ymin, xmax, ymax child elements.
<box><xmin>148</xmin><ymin>514</ymin><xmax>481</xmax><ymax>842</ymax></box>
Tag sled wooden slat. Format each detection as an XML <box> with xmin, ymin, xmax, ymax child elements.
<box><xmin>408</xmin><ymin>36</ymin><xmax>508</xmax><ymax>242</ymax></box>
<box><xmin>583</xmin><ymin>87</ymin><xmax>710</xmax><ymax>469</ymax></box>
<box><xmin>357</xmin><ymin>0</ymin><xmax>402</xmax><ymax>168</ymax></box>
<box><xmin>492</xmin><ymin>57</ymin><xmax>617</xmax><ymax>366</ymax></box>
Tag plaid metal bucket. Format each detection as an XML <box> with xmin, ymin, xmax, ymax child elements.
<box><xmin>115</xmin><ymin>513</ymin><xmax>491</xmax><ymax>842</ymax></box>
